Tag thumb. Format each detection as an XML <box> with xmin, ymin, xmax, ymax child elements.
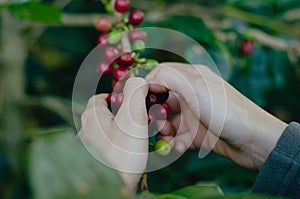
<box><xmin>115</xmin><ymin>77</ymin><xmax>149</xmax><ymax>137</ymax></box>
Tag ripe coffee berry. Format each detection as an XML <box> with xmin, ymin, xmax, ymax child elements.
<box><xmin>95</xmin><ymin>17</ymin><xmax>112</xmax><ymax>32</ymax></box>
<box><xmin>114</xmin><ymin>0</ymin><xmax>130</xmax><ymax>13</ymax></box>
<box><xmin>240</xmin><ymin>40</ymin><xmax>254</xmax><ymax>56</ymax></box>
<box><xmin>104</xmin><ymin>46</ymin><xmax>119</xmax><ymax>63</ymax></box>
<box><xmin>148</xmin><ymin>111</ymin><xmax>156</xmax><ymax>125</ymax></box>
<box><xmin>113</xmin><ymin>67</ymin><xmax>129</xmax><ymax>81</ymax></box>
<box><xmin>112</xmin><ymin>79</ymin><xmax>124</xmax><ymax>93</ymax></box>
<box><xmin>107</xmin><ymin>93</ymin><xmax>124</xmax><ymax>112</ymax></box>
<box><xmin>129</xmin><ymin>29</ymin><xmax>147</xmax><ymax>42</ymax></box>
<box><xmin>154</xmin><ymin>140</ymin><xmax>171</xmax><ymax>156</ymax></box>
<box><xmin>117</xmin><ymin>52</ymin><xmax>134</xmax><ymax>68</ymax></box>
<box><xmin>97</xmin><ymin>62</ymin><xmax>113</xmax><ymax>76</ymax></box>
<box><xmin>129</xmin><ymin>10</ymin><xmax>144</xmax><ymax>26</ymax></box>
<box><xmin>97</xmin><ymin>33</ymin><xmax>109</xmax><ymax>47</ymax></box>
<box><xmin>146</xmin><ymin>91</ymin><xmax>169</xmax><ymax>107</ymax></box>
<box><xmin>155</xmin><ymin>103</ymin><xmax>171</xmax><ymax>120</ymax></box>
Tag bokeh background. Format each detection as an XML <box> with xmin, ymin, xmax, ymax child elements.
<box><xmin>0</xmin><ymin>0</ymin><xmax>299</xmax><ymax>198</ymax></box>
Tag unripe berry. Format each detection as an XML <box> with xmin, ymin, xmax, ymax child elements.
<box><xmin>97</xmin><ymin>33</ymin><xmax>109</xmax><ymax>47</ymax></box>
<box><xmin>144</xmin><ymin>59</ymin><xmax>158</xmax><ymax>71</ymax></box>
<box><xmin>113</xmin><ymin>67</ymin><xmax>129</xmax><ymax>81</ymax></box>
<box><xmin>133</xmin><ymin>40</ymin><xmax>145</xmax><ymax>52</ymax></box>
<box><xmin>154</xmin><ymin>140</ymin><xmax>171</xmax><ymax>156</ymax></box>
<box><xmin>97</xmin><ymin>62</ymin><xmax>113</xmax><ymax>76</ymax></box>
<box><xmin>108</xmin><ymin>30</ymin><xmax>122</xmax><ymax>45</ymax></box>
<box><xmin>114</xmin><ymin>0</ymin><xmax>130</xmax><ymax>13</ymax></box>
<box><xmin>104</xmin><ymin>46</ymin><xmax>119</xmax><ymax>63</ymax></box>
<box><xmin>128</xmin><ymin>10</ymin><xmax>144</xmax><ymax>26</ymax></box>
<box><xmin>129</xmin><ymin>29</ymin><xmax>147</xmax><ymax>42</ymax></box>
<box><xmin>117</xmin><ymin>52</ymin><xmax>134</xmax><ymax>68</ymax></box>
<box><xmin>95</xmin><ymin>17</ymin><xmax>112</xmax><ymax>32</ymax></box>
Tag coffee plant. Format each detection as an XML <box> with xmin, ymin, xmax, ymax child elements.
<box><xmin>0</xmin><ymin>0</ymin><xmax>299</xmax><ymax>198</ymax></box>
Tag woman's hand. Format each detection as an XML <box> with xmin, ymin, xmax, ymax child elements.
<box><xmin>78</xmin><ymin>77</ymin><xmax>149</xmax><ymax>194</ymax></box>
<box><xmin>146</xmin><ymin>62</ymin><xmax>287</xmax><ymax>171</ymax></box>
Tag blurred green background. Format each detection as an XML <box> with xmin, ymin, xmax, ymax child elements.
<box><xmin>0</xmin><ymin>0</ymin><xmax>299</xmax><ymax>198</ymax></box>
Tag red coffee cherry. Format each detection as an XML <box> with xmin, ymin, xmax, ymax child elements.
<box><xmin>117</xmin><ymin>52</ymin><xmax>134</xmax><ymax>68</ymax></box>
<box><xmin>107</xmin><ymin>93</ymin><xmax>124</xmax><ymax>112</ymax></box>
<box><xmin>128</xmin><ymin>10</ymin><xmax>144</xmax><ymax>26</ymax></box>
<box><xmin>104</xmin><ymin>46</ymin><xmax>119</xmax><ymax>63</ymax></box>
<box><xmin>97</xmin><ymin>33</ymin><xmax>109</xmax><ymax>47</ymax></box>
<box><xmin>146</xmin><ymin>91</ymin><xmax>169</xmax><ymax>108</ymax></box>
<box><xmin>114</xmin><ymin>0</ymin><xmax>130</xmax><ymax>13</ymax></box>
<box><xmin>155</xmin><ymin>103</ymin><xmax>171</xmax><ymax>120</ymax></box>
<box><xmin>95</xmin><ymin>17</ymin><xmax>112</xmax><ymax>32</ymax></box>
<box><xmin>129</xmin><ymin>29</ymin><xmax>147</xmax><ymax>42</ymax></box>
<box><xmin>97</xmin><ymin>62</ymin><xmax>113</xmax><ymax>76</ymax></box>
<box><xmin>240</xmin><ymin>40</ymin><xmax>254</xmax><ymax>56</ymax></box>
<box><xmin>112</xmin><ymin>79</ymin><xmax>124</xmax><ymax>93</ymax></box>
<box><xmin>113</xmin><ymin>67</ymin><xmax>129</xmax><ymax>81</ymax></box>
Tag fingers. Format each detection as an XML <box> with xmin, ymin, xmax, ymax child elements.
<box><xmin>115</xmin><ymin>77</ymin><xmax>149</xmax><ymax>137</ymax></box>
<box><xmin>81</xmin><ymin>94</ymin><xmax>114</xmax><ymax>129</ymax></box>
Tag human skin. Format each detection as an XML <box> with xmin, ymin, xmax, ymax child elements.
<box><xmin>146</xmin><ymin>62</ymin><xmax>288</xmax><ymax>171</ymax></box>
<box><xmin>79</xmin><ymin>63</ymin><xmax>288</xmax><ymax>193</ymax></box>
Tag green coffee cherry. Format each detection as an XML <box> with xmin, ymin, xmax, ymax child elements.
<box><xmin>108</xmin><ymin>30</ymin><xmax>122</xmax><ymax>45</ymax></box>
<box><xmin>144</xmin><ymin>59</ymin><xmax>159</xmax><ymax>71</ymax></box>
<box><xmin>104</xmin><ymin>3</ymin><xmax>114</xmax><ymax>13</ymax></box>
<box><xmin>133</xmin><ymin>39</ymin><xmax>145</xmax><ymax>52</ymax></box>
<box><xmin>154</xmin><ymin>140</ymin><xmax>171</xmax><ymax>156</ymax></box>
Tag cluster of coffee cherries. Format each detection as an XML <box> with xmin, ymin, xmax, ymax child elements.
<box><xmin>239</xmin><ymin>31</ymin><xmax>255</xmax><ymax>56</ymax></box>
<box><xmin>95</xmin><ymin>0</ymin><xmax>172</xmax><ymax>156</ymax></box>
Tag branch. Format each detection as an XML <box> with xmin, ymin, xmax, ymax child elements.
<box><xmin>59</xmin><ymin>10</ymin><xmax>300</xmax><ymax>56</ymax></box>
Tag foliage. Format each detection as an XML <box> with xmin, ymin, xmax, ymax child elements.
<box><xmin>0</xmin><ymin>0</ymin><xmax>299</xmax><ymax>198</ymax></box>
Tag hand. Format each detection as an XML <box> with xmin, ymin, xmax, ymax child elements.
<box><xmin>78</xmin><ymin>77</ymin><xmax>149</xmax><ymax>193</ymax></box>
<box><xmin>146</xmin><ymin>62</ymin><xmax>287</xmax><ymax>171</ymax></box>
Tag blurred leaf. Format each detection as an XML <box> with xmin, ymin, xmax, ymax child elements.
<box><xmin>159</xmin><ymin>184</ymin><xmax>223</xmax><ymax>199</ymax></box>
<box><xmin>8</xmin><ymin>2</ymin><xmax>61</xmax><ymax>23</ymax></box>
<box><xmin>28</xmin><ymin>129</ymin><xmax>126</xmax><ymax>199</ymax></box>
<box><xmin>159</xmin><ymin>15</ymin><xmax>215</xmax><ymax>45</ymax></box>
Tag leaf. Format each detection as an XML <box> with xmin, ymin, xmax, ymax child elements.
<box><xmin>28</xmin><ymin>129</ymin><xmax>127</xmax><ymax>199</ymax></box>
<box><xmin>8</xmin><ymin>2</ymin><xmax>61</xmax><ymax>23</ymax></box>
<box><xmin>159</xmin><ymin>15</ymin><xmax>215</xmax><ymax>45</ymax></box>
<box><xmin>159</xmin><ymin>184</ymin><xmax>223</xmax><ymax>199</ymax></box>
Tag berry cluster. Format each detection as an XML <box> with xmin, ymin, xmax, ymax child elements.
<box><xmin>95</xmin><ymin>0</ymin><xmax>172</xmax><ymax>156</ymax></box>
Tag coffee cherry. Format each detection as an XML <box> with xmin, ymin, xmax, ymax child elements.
<box><xmin>133</xmin><ymin>40</ymin><xmax>145</xmax><ymax>52</ymax></box>
<box><xmin>146</xmin><ymin>91</ymin><xmax>169</xmax><ymax>107</ymax></box>
<box><xmin>97</xmin><ymin>62</ymin><xmax>113</xmax><ymax>76</ymax></box>
<box><xmin>114</xmin><ymin>0</ymin><xmax>130</xmax><ymax>13</ymax></box>
<box><xmin>108</xmin><ymin>30</ymin><xmax>122</xmax><ymax>45</ymax></box>
<box><xmin>112</xmin><ymin>79</ymin><xmax>124</xmax><ymax>93</ymax></box>
<box><xmin>128</xmin><ymin>10</ymin><xmax>144</xmax><ymax>26</ymax></box>
<box><xmin>154</xmin><ymin>140</ymin><xmax>171</xmax><ymax>156</ymax></box>
<box><xmin>113</xmin><ymin>67</ymin><xmax>129</xmax><ymax>81</ymax></box>
<box><xmin>117</xmin><ymin>52</ymin><xmax>134</xmax><ymax>68</ymax></box>
<box><xmin>95</xmin><ymin>17</ymin><xmax>112</xmax><ymax>32</ymax></box>
<box><xmin>107</xmin><ymin>93</ymin><xmax>124</xmax><ymax>112</ymax></box>
<box><xmin>97</xmin><ymin>33</ymin><xmax>109</xmax><ymax>47</ymax></box>
<box><xmin>104</xmin><ymin>46</ymin><xmax>119</xmax><ymax>63</ymax></box>
<box><xmin>144</xmin><ymin>59</ymin><xmax>158</xmax><ymax>71</ymax></box>
<box><xmin>129</xmin><ymin>29</ymin><xmax>147</xmax><ymax>42</ymax></box>
<box><xmin>116</xmin><ymin>43</ymin><xmax>123</xmax><ymax>52</ymax></box>
<box><xmin>240</xmin><ymin>40</ymin><xmax>254</xmax><ymax>56</ymax></box>
<box><xmin>155</xmin><ymin>103</ymin><xmax>171</xmax><ymax>120</ymax></box>
<box><xmin>148</xmin><ymin>111</ymin><xmax>156</xmax><ymax>125</ymax></box>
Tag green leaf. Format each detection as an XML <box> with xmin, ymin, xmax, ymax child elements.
<box><xmin>159</xmin><ymin>184</ymin><xmax>223</xmax><ymax>199</ymax></box>
<box><xmin>28</xmin><ymin>129</ymin><xmax>127</xmax><ymax>199</ymax></box>
<box><xmin>8</xmin><ymin>2</ymin><xmax>61</xmax><ymax>23</ymax></box>
<box><xmin>159</xmin><ymin>15</ymin><xmax>215</xmax><ymax>45</ymax></box>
